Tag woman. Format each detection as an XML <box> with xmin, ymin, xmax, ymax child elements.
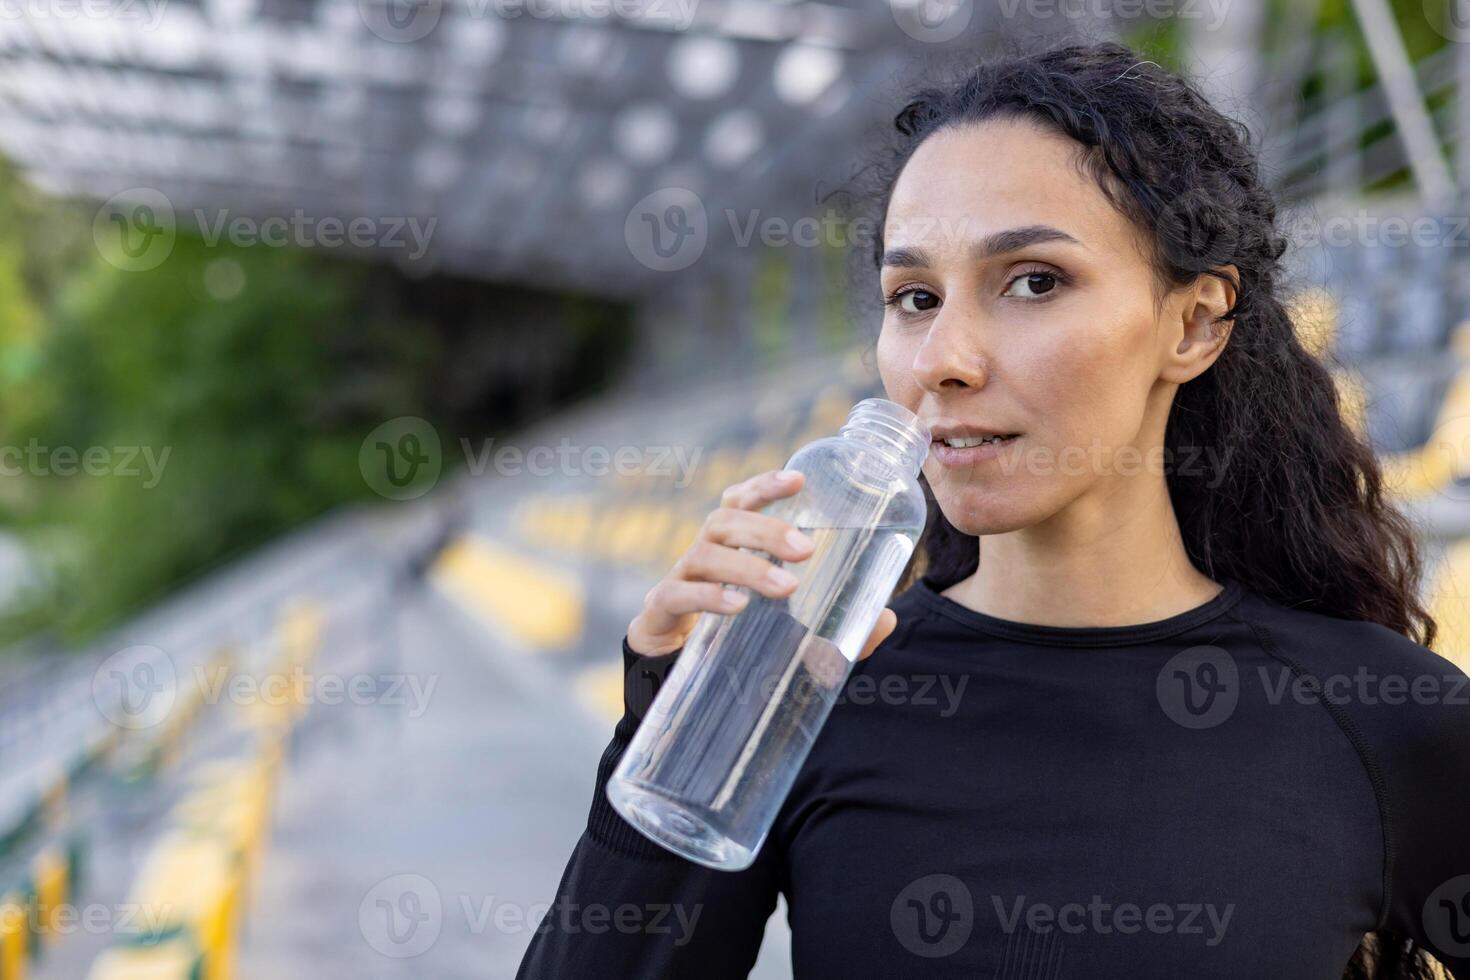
<box><xmin>517</xmin><ymin>42</ymin><xmax>1470</xmax><ymax>979</ymax></box>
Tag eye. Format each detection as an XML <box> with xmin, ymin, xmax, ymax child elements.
<box><xmin>1003</xmin><ymin>271</ymin><xmax>1060</xmax><ymax>299</ymax></box>
<box><xmin>889</xmin><ymin>287</ymin><xmax>940</xmax><ymax>314</ymax></box>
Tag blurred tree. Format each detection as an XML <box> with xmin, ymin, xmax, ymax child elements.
<box><xmin>0</xmin><ymin>231</ymin><xmax>440</xmax><ymax>643</ymax></box>
<box><xmin>0</xmin><ymin>151</ymin><xmax>631</xmax><ymax>647</ymax></box>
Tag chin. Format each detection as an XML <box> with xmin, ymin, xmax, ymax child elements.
<box><xmin>931</xmin><ymin>488</ymin><xmax>1047</xmax><ymax>537</ymax></box>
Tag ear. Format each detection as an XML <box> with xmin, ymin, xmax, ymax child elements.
<box><xmin>1160</xmin><ymin>265</ymin><xmax>1237</xmax><ymax>384</ymax></box>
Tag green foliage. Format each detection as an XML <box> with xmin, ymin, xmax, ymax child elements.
<box><xmin>1119</xmin><ymin>14</ymin><xmax>1184</xmax><ymax>70</ymax></box>
<box><xmin>1311</xmin><ymin>0</ymin><xmax>1452</xmax><ymax>71</ymax></box>
<box><xmin>754</xmin><ymin>247</ymin><xmax>793</xmax><ymax>364</ymax></box>
<box><xmin>0</xmin><ymin>211</ymin><xmax>440</xmax><ymax>644</ymax></box>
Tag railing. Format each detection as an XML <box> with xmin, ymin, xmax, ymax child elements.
<box><xmin>1272</xmin><ymin>31</ymin><xmax>1467</xmax><ymax>204</ymax></box>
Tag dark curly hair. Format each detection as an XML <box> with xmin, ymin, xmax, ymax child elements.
<box><xmin>860</xmin><ymin>41</ymin><xmax>1442</xmax><ymax>980</ymax></box>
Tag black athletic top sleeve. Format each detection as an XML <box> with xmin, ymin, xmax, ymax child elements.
<box><xmin>515</xmin><ymin>576</ymin><xmax>1470</xmax><ymax>979</ymax></box>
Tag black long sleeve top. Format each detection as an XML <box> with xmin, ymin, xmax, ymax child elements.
<box><xmin>516</xmin><ymin>575</ymin><xmax>1470</xmax><ymax>978</ymax></box>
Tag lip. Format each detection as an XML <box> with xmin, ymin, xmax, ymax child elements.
<box><xmin>928</xmin><ymin>433</ymin><xmax>1022</xmax><ymax>467</ymax></box>
<box><xmin>929</xmin><ymin>420</ymin><xmax>1023</xmax><ymax>467</ymax></box>
<box><xmin>927</xmin><ymin>421</ymin><xmax>1019</xmax><ymax>442</ymax></box>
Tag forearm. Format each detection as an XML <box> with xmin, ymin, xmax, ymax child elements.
<box><xmin>515</xmin><ymin>640</ymin><xmax>780</xmax><ymax>980</ymax></box>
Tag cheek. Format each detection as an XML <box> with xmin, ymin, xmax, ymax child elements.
<box><xmin>1029</xmin><ymin>304</ymin><xmax>1158</xmax><ymax>446</ymax></box>
<box><xmin>875</xmin><ymin>327</ymin><xmax>922</xmax><ymax>409</ymax></box>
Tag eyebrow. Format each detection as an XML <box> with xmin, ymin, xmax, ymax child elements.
<box><xmin>881</xmin><ymin>225</ymin><xmax>1082</xmax><ymax>268</ymax></box>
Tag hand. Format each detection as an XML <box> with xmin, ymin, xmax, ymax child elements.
<box><xmin>626</xmin><ymin>468</ymin><xmax>899</xmax><ymax>660</ymax></box>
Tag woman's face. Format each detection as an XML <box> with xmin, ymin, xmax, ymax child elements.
<box><xmin>877</xmin><ymin>117</ymin><xmax>1222</xmax><ymax>535</ymax></box>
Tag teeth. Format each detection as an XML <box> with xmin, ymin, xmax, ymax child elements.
<box><xmin>943</xmin><ymin>435</ymin><xmax>1009</xmax><ymax>448</ymax></box>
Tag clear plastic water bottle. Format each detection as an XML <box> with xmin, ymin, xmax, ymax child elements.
<box><xmin>606</xmin><ymin>397</ymin><xmax>930</xmax><ymax>870</ymax></box>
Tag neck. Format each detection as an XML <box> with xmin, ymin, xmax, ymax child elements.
<box><xmin>942</xmin><ymin>469</ymin><xmax>1222</xmax><ymax>628</ymax></box>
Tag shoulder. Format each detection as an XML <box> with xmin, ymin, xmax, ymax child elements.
<box><xmin>1235</xmin><ymin>588</ymin><xmax>1470</xmax><ymax>953</ymax></box>
<box><xmin>1229</xmin><ymin>588</ymin><xmax>1470</xmax><ymax>828</ymax></box>
<box><xmin>1232</xmin><ymin>588</ymin><xmax>1461</xmax><ymax>694</ymax></box>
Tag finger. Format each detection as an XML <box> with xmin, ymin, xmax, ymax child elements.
<box><xmin>702</xmin><ymin>508</ymin><xmax>815</xmax><ymax>563</ymax></box>
<box><xmin>719</xmin><ymin>469</ymin><xmax>804</xmax><ymax>512</ymax></box>
<box><xmin>857</xmin><ymin>608</ymin><xmax>898</xmax><ymax>661</ymax></box>
<box><xmin>637</xmin><ymin>579</ymin><xmax>749</xmax><ymax>637</ymax></box>
<box><xmin>677</xmin><ymin>540</ymin><xmax>800</xmax><ymax>600</ymax></box>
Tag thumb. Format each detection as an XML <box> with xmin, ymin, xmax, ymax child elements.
<box><xmin>857</xmin><ymin>608</ymin><xmax>898</xmax><ymax>661</ymax></box>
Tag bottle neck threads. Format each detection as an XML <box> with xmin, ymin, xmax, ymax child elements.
<box><xmin>837</xmin><ymin>398</ymin><xmax>930</xmax><ymax>475</ymax></box>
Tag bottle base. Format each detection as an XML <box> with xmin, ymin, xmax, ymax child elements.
<box><xmin>605</xmin><ymin>781</ymin><xmax>757</xmax><ymax>872</ymax></box>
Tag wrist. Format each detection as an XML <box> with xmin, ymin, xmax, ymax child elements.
<box><xmin>621</xmin><ymin>635</ymin><xmax>681</xmax><ymax>723</ymax></box>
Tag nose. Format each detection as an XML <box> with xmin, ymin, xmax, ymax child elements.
<box><xmin>911</xmin><ymin>305</ymin><xmax>989</xmax><ymax>394</ymax></box>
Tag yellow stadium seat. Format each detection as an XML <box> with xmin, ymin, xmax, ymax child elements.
<box><xmin>1428</xmin><ymin>539</ymin><xmax>1470</xmax><ymax>669</ymax></box>
<box><xmin>31</xmin><ymin>846</ymin><xmax>68</xmax><ymax>943</ymax></box>
<box><xmin>86</xmin><ymin>939</ymin><xmax>200</xmax><ymax>980</ymax></box>
<box><xmin>1</xmin><ymin>893</ymin><xmax>26</xmax><ymax>980</ymax></box>
<box><xmin>431</xmin><ymin>535</ymin><xmax>584</xmax><ymax>650</ymax></box>
<box><xmin>1382</xmin><ymin>364</ymin><xmax>1470</xmax><ymax>499</ymax></box>
<box><xmin>1288</xmin><ymin>287</ymin><xmax>1339</xmax><ymax>358</ymax></box>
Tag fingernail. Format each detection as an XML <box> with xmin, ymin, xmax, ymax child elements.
<box><xmin>723</xmin><ymin>588</ymin><xmax>747</xmax><ymax>608</ymax></box>
<box><xmin>785</xmin><ymin>529</ymin><xmax>813</xmax><ymax>552</ymax></box>
<box><xmin>776</xmin><ymin>469</ymin><xmax>801</xmax><ymax>481</ymax></box>
<box><xmin>767</xmin><ymin>567</ymin><xmax>798</xmax><ymax>591</ymax></box>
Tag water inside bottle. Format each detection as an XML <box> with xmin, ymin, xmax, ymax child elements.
<box><xmin>608</xmin><ymin>524</ymin><xmax>918</xmax><ymax>869</ymax></box>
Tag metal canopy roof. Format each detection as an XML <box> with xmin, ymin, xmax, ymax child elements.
<box><xmin>0</xmin><ymin>0</ymin><xmax>1090</xmax><ymax>295</ymax></box>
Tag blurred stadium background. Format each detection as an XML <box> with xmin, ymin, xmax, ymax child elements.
<box><xmin>0</xmin><ymin>0</ymin><xmax>1467</xmax><ymax>976</ymax></box>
